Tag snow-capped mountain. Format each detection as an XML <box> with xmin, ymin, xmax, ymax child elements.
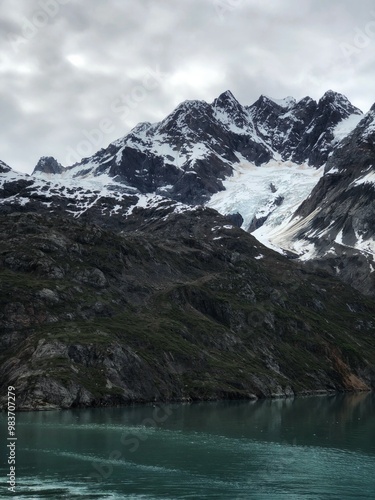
<box><xmin>5</xmin><ymin>89</ymin><xmax>375</xmax><ymax>412</ymax></box>
<box><xmin>0</xmin><ymin>160</ymin><xmax>191</xmax><ymax>230</ymax></box>
<box><xmin>3</xmin><ymin>89</ymin><xmax>375</xmax><ymax>295</ymax></box>
<box><xmin>267</xmin><ymin>104</ymin><xmax>375</xmax><ymax>295</ymax></box>
<box><xmin>33</xmin><ymin>89</ymin><xmax>362</xmax><ymax>206</ymax></box>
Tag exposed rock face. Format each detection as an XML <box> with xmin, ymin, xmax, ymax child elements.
<box><xmin>0</xmin><ymin>160</ymin><xmax>11</xmax><ymax>173</ymax></box>
<box><xmin>281</xmin><ymin>107</ymin><xmax>375</xmax><ymax>295</ymax></box>
<box><xmin>34</xmin><ymin>156</ymin><xmax>64</xmax><ymax>175</ymax></box>
<box><xmin>291</xmin><ymin>90</ymin><xmax>361</xmax><ymax>166</ymax></box>
<box><xmin>0</xmin><ymin>208</ymin><xmax>374</xmax><ymax>410</ymax></box>
<box><xmin>247</xmin><ymin>91</ymin><xmax>361</xmax><ymax>167</ymax></box>
<box><xmin>225</xmin><ymin>212</ymin><xmax>244</xmax><ymax>228</ymax></box>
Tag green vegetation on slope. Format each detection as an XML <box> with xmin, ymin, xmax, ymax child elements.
<box><xmin>0</xmin><ymin>209</ymin><xmax>374</xmax><ymax>410</ymax></box>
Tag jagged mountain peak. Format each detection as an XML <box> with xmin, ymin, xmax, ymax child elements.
<box><xmin>318</xmin><ymin>90</ymin><xmax>362</xmax><ymax>116</ymax></box>
<box><xmin>158</xmin><ymin>98</ymin><xmax>211</xmax><ymax>134</ymax></box>
<box><xmin>33</xmin><ymin>156</ymin><xmax>64</xmax><ymax>175</ymax></box>
<box><xmin>296</xmin><ymin>96</ymin><xmax>316</xmax><ymax>106</ymax></box>
<box><xmin>212</xmin><ymin>90</ymin><xmax>254</xmax><ymax>134</ymax></box>
<box><xmin>0</xmin><ymin>160</ymin><xmax>12</xmax><ymax>174</ymax></box>
<box><xmin>111</xmin><ymin>122</ymin><xmax>155</xmax><ymax>151</ymax></box>
<box><xmin>250</xmin><ymin>94</ymin><xmax>296</xmax><ymax>111</ymax></box>
<box><xmin>263</xmin><ymin>95</ymin><xmax>296</xmax><ymax>109</ymax></box>
<box><xmin>167</xmin><ymin>98</ymin><xmax>208</xmax><ymax>115</ymax></box>
<box><xmin>212</xmin><ymin>89</ymin><xmax>241</xmax><ymax>108</ymax></box>
<box><xmin>246</xmin><ymin>91</ymin><xmax>357</xmax><ymax>166</ymax></box>
<box><xmin>249</xmin><ymin>94</ymin><xmax>275</xmax><ymax>109</ymax></box>
<box><xmin>320</xmin><ymin>89</ymin><xmax>349</xmax><ymax>102</ymax></box>
<box><xmin>321</xmin><ymin>89</ymin><xmax>343</xmax><ymax>100</ymax></box>
<box><xmin>129</xmin><ymin>121</ymin><xmax>153</xmax><ymax>136</ymax></box>
<box><xmin>30</xmin><ymin>89</ymin><xmax>368</xmax><ymax>207</ymax></box>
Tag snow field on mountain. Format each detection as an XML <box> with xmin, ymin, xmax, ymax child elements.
<box><xmin>332</xmin><ymin>114</ymin><xmax>363</xmax><ymax>145</ymax></box>
<box><xmin>207</xmin><ymin>158</ymin><xmax>323</xmax><ymax>252</ymax></box>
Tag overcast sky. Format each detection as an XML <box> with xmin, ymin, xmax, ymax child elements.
<box><xmin>1</xmin><ymin>0</ymin><xmax>375</xmax><ymax>173</ymax></box>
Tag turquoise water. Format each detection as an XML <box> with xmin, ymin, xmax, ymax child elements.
<box><xmin>1</xmin><ymin>393</ymin><xmax>375</xmax><ymax>498</ymax></box>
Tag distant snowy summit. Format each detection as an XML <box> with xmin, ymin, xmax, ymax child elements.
<box><xmin>32</xmin><ymin>89</ymin><xmax>362</xmax><ymax>204</ymax></box>
<box><xmin>3</xmin><ymin>89</ymin><xmax>375</xmax><ymax>296</ymax></box>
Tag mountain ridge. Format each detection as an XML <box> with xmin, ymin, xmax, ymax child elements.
<box><xmin>1</xmin><ymin>89</ymin><xmax>375</xmax><ymax>410</ymax></box>
<box><xmin>32</xmin><ymin>89</ymin><xmax>363</xmax><ymax>204</ymax></box>
<box><xmin>2</xmin><ymin>89</ymin><xmax>374</xmax><ymax>297</ymax></box>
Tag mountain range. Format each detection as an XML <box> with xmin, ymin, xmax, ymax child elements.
<box><xmin>1</xmin><ymin>89</ymin><xmax>375</xmax><ymax>410</ymax></box>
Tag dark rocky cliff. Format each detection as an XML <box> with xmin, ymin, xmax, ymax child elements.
<box><xmin>1</xmin><ymin>207</ymin><xmax>374</xmax><ymax>410</ymax></box>
<box><xmin>288</xmin><ymin>109</ymin><xmax>375</xmax><ymax>296</ymax></box>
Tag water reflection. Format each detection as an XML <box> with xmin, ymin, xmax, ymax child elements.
<box><xmin>13</xmin><ymin>392</ymin><xmax>375</xmax><ymax>453</ymax></box>
<box><xmin>1</xmin><ymin>393</ymin><xmax>374</xmax><ymax>499</ymax></box>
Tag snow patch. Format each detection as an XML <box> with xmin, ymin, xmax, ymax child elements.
<box><xmin>207</xmin><ymin>159</ymin><xmax>323</xmax><ymax>252</ymax></box>
<box><xmin>352</xmin><ymin>170</ymin><xmax>375</xmax><ymax>187</ymax></box>
<box><xmin>332</xmin><ymin>114</ymin><xmax>363</xmax><ymax>144</ymax></box>
<box><xmin>264</xmin><ymin>96</ymin><xmax>296</xmax><ymax>109</ymax></box>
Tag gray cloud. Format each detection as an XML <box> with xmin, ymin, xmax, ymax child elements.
<box><xmin>1</xmin><ymin>0</ymin><xmax>375</xmax><ymax>172</ymax></box>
